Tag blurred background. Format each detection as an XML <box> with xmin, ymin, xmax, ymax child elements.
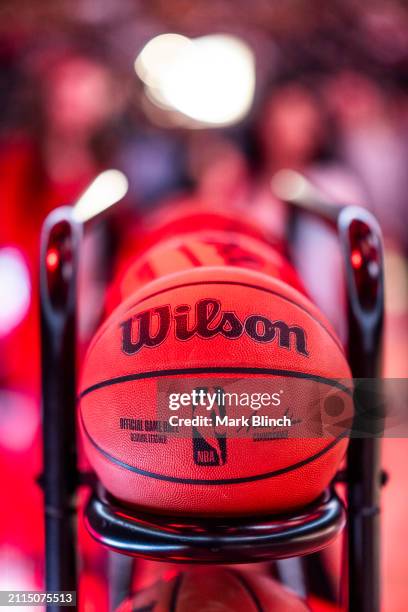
<box><xmin>0</xmin><ymin>1</ymin><xmax>407</xmax><ymax>610</ymax></box>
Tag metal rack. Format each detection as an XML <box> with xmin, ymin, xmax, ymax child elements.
<box><xmin>39</xmin><ymin>177</ymin><xmax>384</xmax><ymax>611</ymax></box>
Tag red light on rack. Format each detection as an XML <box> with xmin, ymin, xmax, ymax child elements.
<box><xmin>351</xmin><ymin>249</ymin><xmax>363</xmax><ymax>270</ymax></box>
<box><xmin>349</xmin><ymin>219</ymin><xmax>381</xmax><ymax>310</ymax></box>
<box><xmin>46</xmin><ymin>248</ymin><xmax>59</xmax><ymax>272</ymax></box>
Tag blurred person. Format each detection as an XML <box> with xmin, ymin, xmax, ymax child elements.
<box><xmin>325</xmin><ymin>70</ymin><xmax>408</xmax><ymax>378</ymax></box>
<box><xmin>0</xmin><ymin>44</ymin><xmax>124</xmax><ymax>390</ymax></box>
<box><xmin>325</xmin><ymin>69</ymin><xmax>408</xmax><ymax>252</ymax></box>
<box><xmin>188</xmin><ymin>132</ymin><xmax>250</xmax><ymax>210</ymax></box>
<box><xmin>249</xmin><ymin>78</ymin><xmax>365</xmax><ymax>341</ymax></box>
<box><xmin>0</xmin><ymin>44</ymin><xmax>125</xmax><ymax>601</ymax></box>
<box><xmin>117</xmin><ymin>124</ymin><xmax>187</xmax><ymax>210</ymax></box>
<box><xmin>38</xmin><ymin>52</ymin><xmax>122</xmax><ymax>201</ymax></box>
<box><xmin>247</xmin><ymin>79</ymin><xmax>328</xmax><ymax>241</ymax></box>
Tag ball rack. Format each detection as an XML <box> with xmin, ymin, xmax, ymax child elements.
<box><xmin>85</xmin><ymin>487</ymin><xmax>345</xmax><ymax>564</ymax></box>
<box><xmin>39</xmin><ymin>176</ymin><xmax>384</xmax><ymax>611</ymax></box>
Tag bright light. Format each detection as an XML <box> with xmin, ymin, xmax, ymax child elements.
<box><xmin>351</xmin><ymin>249</ymin><xmax>363</xmax><ymax>269</ymax></box>
<box><xmin>46</xmin><ymin>247</ymin><xmax>59</xmax><ymax>271</ymax></box>
<box><xmin>135</xmin><ymin>34</ymin><xmax>256</xmax><ymax>127</ymax></box>
<box><xmin>135</xmin><ymin>33</ymin><xmax>192</xmax><ymax>89</ymax></box>
<box><xmin>271</xmin><ymin>169</ymin><xmax>310</xmax><ymax>202</ymax></box>
<box><xmin>73</xmin><ymin>169</ymin><xmax>129</xmax><ymax>222</ymax></box>
<box><xmin>0</xmin><ymin>248</ymin><xmax>31</xmax><ymax>337</ymax></box>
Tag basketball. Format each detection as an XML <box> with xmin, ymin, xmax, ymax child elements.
<box><xmin>105</xmin><ymin>205</ymin><xmax>286</xmax><ymax>313</ymax></box>
<box><xmin>140</xmin><ymin>202</ymin><xmax>276</xmax><ymax>252</ymax></box>
<box><xmin>79</xmin><ymin>266</ymin><xmax>352</xmax><ymax>516</ymax></box>
<box><xmin>115</xmin><ymin>569</ymin><xmax>309</xmax><ymax>611</ymax></box>
<box><xmin>107</xmin><ymin>230</ymin><xmax>306</xmax><ymax>309</ymax></box>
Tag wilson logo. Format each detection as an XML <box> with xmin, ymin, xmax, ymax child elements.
<box><xmin>120</xmin><ymin>298</ymin><xmax>308</xmax><ymax>356</ymax></box>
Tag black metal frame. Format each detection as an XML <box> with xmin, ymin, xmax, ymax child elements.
<box><xmin>85</xmin><ymin>487</ymin><xmax>345</xmax><ymax>564</ymax></box>
<box><xmin>39</xmin><ymin>185</ymin><xmax>384</xmax><ymax>611</ymax></box>
<box><xmin>40</xmin><ymin>207</ymin><xmax>82</xmax><ymax>610</ymax></box>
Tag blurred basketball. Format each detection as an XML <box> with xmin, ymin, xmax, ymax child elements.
<box><xmin>141</xmin><ymin>202</ymin><xmax>277</xmax><ymax>252</ymax></box>
<box><xmin>80</xmin><ymin>266</ymin><xmax>352</xmax><ymax>515</ymax></box>
<box><xmin>115</xmin><ymin>568</ymin><xmax>309</xmax><ymax>611</ymax></box>
<box><xmin>107</xmin><ymin>230</ymin><xmax>306</xmax><ymax>310</ymax></box>
<box><xmin>106</xmin><ymin>204</ymin><xmax>286</xmax><ymax>312</ymax></box>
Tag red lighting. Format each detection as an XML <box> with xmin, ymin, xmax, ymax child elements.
<box><xmin>46</xmin><ymin>248</ymin><xmax>59</xmax><ymax>271</ymax></box>
<box><xmin>351</xmin><ymin>249</ymin><xmax>363</xmax><ymax>269</ymax></box>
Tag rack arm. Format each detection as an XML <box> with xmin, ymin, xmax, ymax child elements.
<box><xmin>338</xmin><ymin>207</ymin><xmax>384</xmax><ymax>612</ymax></box>
<box><xmin>273</xmin><ymin>171</ymin><xmax>384</xmax><ymax>612</ymax></box>
<box><xmin>40</xmin><ymin>207</ymin><xmax>82</xmax><ymax>611</ymax></box>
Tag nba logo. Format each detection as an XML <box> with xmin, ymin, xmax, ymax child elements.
<box><xmin>192</xmin><ymin>387</ymin><xmax>227</xmax><ymax>466</ymax></box>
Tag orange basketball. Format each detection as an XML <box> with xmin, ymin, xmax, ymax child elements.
<box><xmin>140</xmin><ymin>201</ymin><xmax>277</xmax><ymax>252</ymax></box>
<box><xmin>106</xmin><ymin>230</ymin><xmax>306</xmax><ymax>312</ymax></box>
<box><xmin>115</xmin><ymin>568</ymin><xmax>309</xmax><ymax>612</ymax></box>
<box><xmin>79</xmin><ymin>267</ymin><xmax>352</xmax><ymax>516</ymax></box>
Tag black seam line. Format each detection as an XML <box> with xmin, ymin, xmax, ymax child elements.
<box><xmin>89</xmin><ymin>278</ymin><xmax>345</xmax><ymax>356</ymax></box>
<box><xmin>79</xmin><ymin>366</ymin><xmax>353</xmax><ymax>399</ymax></box>
<box><xmin>79</xmin><ymin>407</ymin><xmax>349</xmax><ymax>485</ymax></box>
<box><xmin>228</xmin><ymin>570</ymin><xmax>264</xmax><ymax>612</ymax></box>
<box><xmin>169</xmin><ymin>573</ymin><xmax>183</xmax><ymax>612</ymax></box>
<box><xmin>178</xmin><ymin>244</ymin><xmax>202</xmax><ymax>267</ymax></box>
